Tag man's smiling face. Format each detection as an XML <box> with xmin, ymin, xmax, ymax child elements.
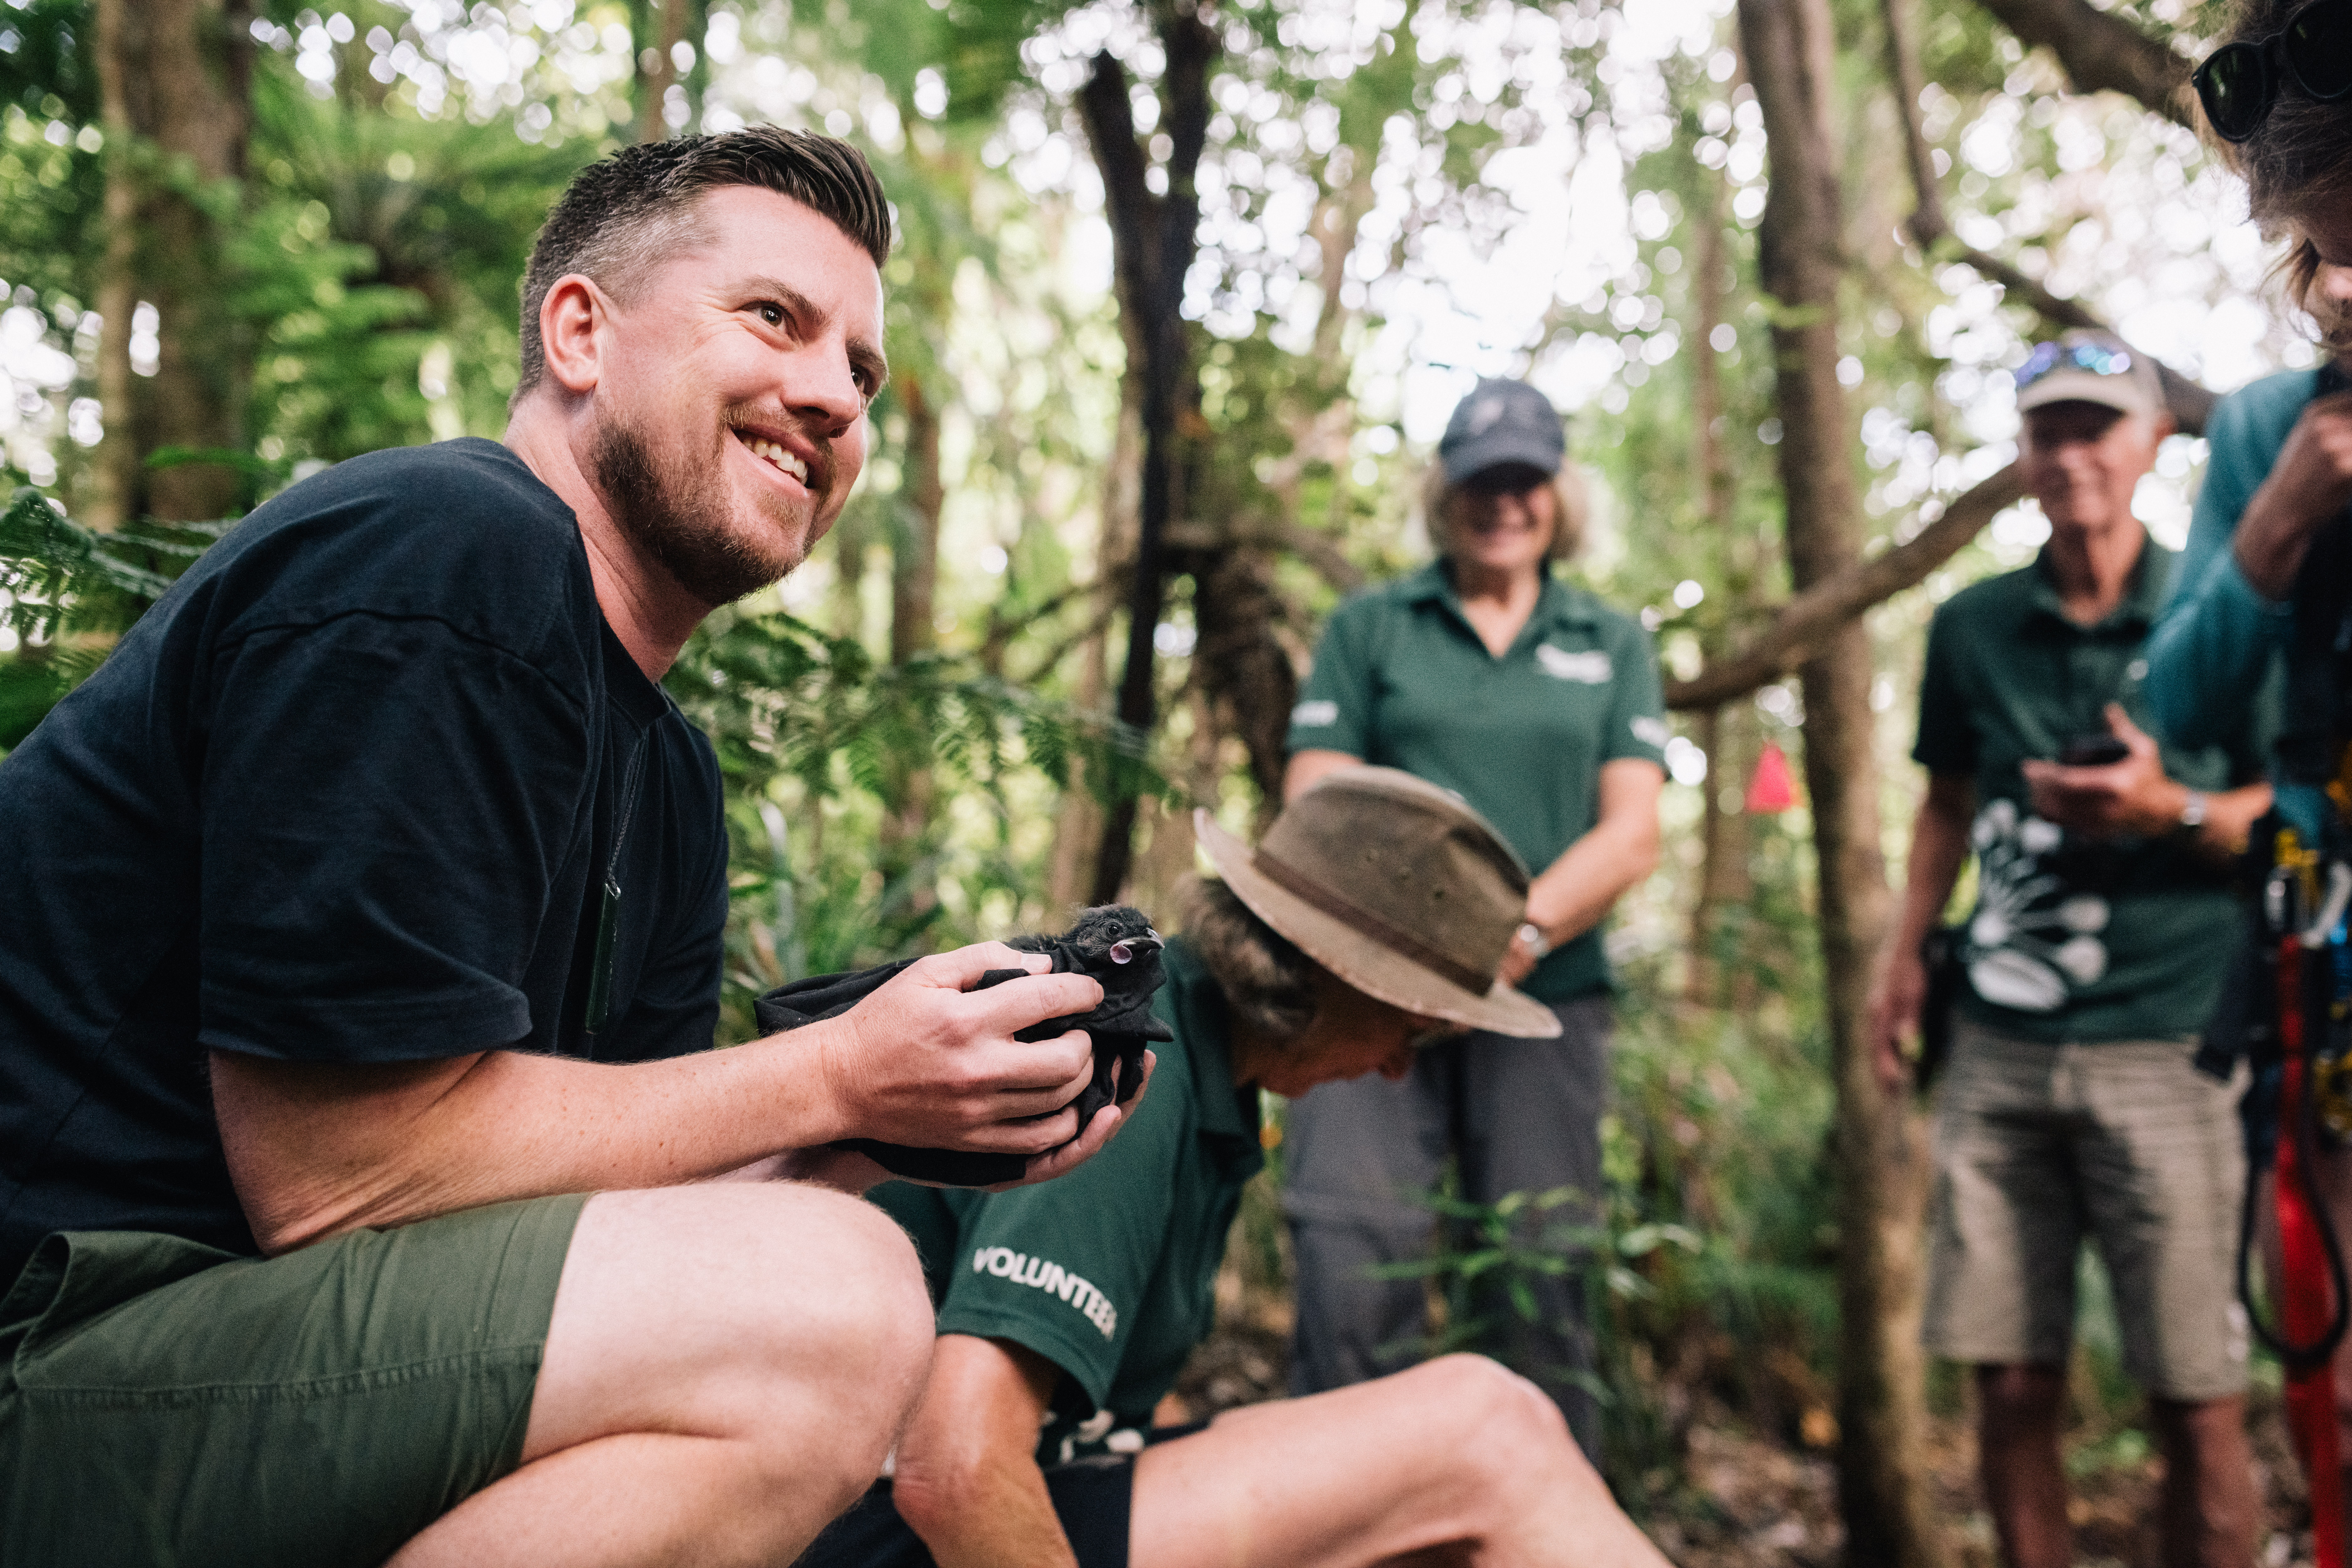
<box><xmin>586</xmin><ymin>184</ymin><xmax>886</xmax><ymax>607</ymax></box>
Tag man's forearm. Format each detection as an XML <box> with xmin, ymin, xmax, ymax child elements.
<box><xmin>215</xmin><ymin>946</ymin><xmax>1106</xmax><ymax>1253</ymax></box>
<box><xmin>214</xmin><ymin>1033</ymin><xmax>859</xmax><ymax>1252</ymax></box>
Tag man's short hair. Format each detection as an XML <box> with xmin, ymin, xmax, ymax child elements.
<box><xmin>514</xmin><ymin>127</ymin><xmax>892</xmax><ymax>401</ymax></box>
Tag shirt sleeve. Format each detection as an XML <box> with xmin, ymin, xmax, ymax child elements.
<box><xmin>1599</xmin><ymin>614</ymin><xmax>1670</xmax><ymax>767</ymax></box>
<box><xmin>1912</xmin><ymin>605</ymin><xmax>1977</xmax><ymax>776</ymax></box>
<box><xmin>197</xmin><ymin>613</ymin><xmax>595</xmax><ymax>1062</ymax></box>
<box><xmin>1285</xmin><ymin>597</ymin><xmax>1377</xmax><ymax>759</ymax></box>
<box><xmin>2145</xmin><ymin>389</ymin><xmax>2296</xmax><ymax>750</ymax></box>
<box><xmin>928</xmin><ymin>1053</ymin><xmax>1189</xmax><ymax>1417</ymax></box>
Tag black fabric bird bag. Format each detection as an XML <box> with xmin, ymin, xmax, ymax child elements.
<box><xmin>752</xmin><ymin>905</ymin><xmax>1173</xmax><ymax>1186</ymax></box>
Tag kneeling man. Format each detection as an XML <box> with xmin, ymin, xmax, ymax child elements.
<box><xmin>804</xmin><ymin>767</ymin><xmax>1670</xmax><ymax>1568</ymax></box>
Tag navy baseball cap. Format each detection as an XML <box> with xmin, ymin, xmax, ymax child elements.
<box><xmin>1438</xmin><ymin>378</ymin><xmax>1565</xmax><ymax>488</ymax></box>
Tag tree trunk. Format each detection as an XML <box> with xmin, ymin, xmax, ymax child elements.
<box><xmin>892</xmin><ymin>374</ymin><xmax>943</xmax><ymax>668</ymax></box>
<box><xmin>1685</xmin><ymin>172</ymin><xmax>1750</xmax><ymax>1007</ymax></box>
<box><xmin>633</xmin><ymin>0</ymin><xmax>686</xmax><ymax>143</ymax></box>
<box><xmin>1737</xmin><ymin>1</ymin><xmax>1945</xmax><ymax>1562</ymax></box>
<box><xmin>1687</xmin><ymin>706</ymin><xmax>1757</xmax><ymax>1008</ymax></box>
<box><xmin>91</xmin><ymin>0</ymin><xmax>250</xmax><ymax>526</ymax></box>
<box><xmin>1077</xmin><ymin>8</ymin><xmax>1216</xmax><ymax>905</ymax></box>
<box><xmin>881</xmin><ymin>373</ymin><xmax>945</xmax><ymax>899</ymax></box>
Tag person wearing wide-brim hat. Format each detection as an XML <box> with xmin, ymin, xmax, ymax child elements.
<box><xmin>801</xmin><ymin>767</ymin><xmax>1670</xmax><ymax>1568</ymax></box>
<box><xmin>1281</xmin><ymin>376</ymin><xmax>1666</xmax><ymax>1456</ymax></box>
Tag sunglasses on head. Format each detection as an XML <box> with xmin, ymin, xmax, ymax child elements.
<box><xmin>2194</xmin><ymin>0</ymin><xmax>2352</xmax><ymax>144</ymax></box>
<box><xmin>2014</xmin><ymin>340</ymin><xmax>2135</xmax><ymax>391</ymax></box>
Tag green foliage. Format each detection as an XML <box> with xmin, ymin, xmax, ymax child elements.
<box><xmin>0</xmin><ymin>0</ymin><xmax>93</xmax><ymax>124</ymax></box>
<box><xmin>670</xmin><ymin>604</ymin><xmax>1159</xmax><ymax>809</ymax></box>
<box><xmin>0</xmin><ymin>486</ymin><xmax>223</xmax><ymax>743</ymax></box>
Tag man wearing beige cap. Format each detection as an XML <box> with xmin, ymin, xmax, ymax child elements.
<box><xmin>1867</xmin><ymin>331</ymin><xmax>2273</xmax><ymax>1568</ymax></box>
<box><xmin>798</xmin><ymin>766</ymin><xmax>1670</xmax><ymax>1568</ymax></box>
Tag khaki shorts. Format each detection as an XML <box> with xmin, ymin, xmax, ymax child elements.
<box><xmin>0</xmin><ymin>1192</ymin><xmax>584</xmax><ymax>1567</ymax></box>
<box><xmin>1922</xmin><ymin>1019</ymin><xmax>2249</xmax><ymax>1401</ymax></box>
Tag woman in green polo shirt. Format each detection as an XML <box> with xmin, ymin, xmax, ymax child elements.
<box><xmin>1281</xmin><ymin>377</ymin><xmax>1667</xmax><ymax>1457</ymax></box>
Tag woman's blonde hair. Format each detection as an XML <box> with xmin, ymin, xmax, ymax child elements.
<box><xmin>1422</xmin><ymin>462</ymin><xmax>1590</xmax><ymax>566</ymax></box>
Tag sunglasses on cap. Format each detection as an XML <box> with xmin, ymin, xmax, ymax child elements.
<box><xmin>2014</xmin><ymin>339</ymin><xmax>2135</xmax><ymax>391</ymax></box>
<box><xmin>2194</xmin><ymin>0</ymin><xmax>2352</xmax><ymax>144</ymax></box>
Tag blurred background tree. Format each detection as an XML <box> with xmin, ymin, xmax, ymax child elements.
<box><xmin>0</xmin><ymin>0</ymin><xmax>2320</xmax><ymax>1555</ymax></box>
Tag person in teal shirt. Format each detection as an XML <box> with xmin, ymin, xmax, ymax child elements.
<box><xmin>796</xmin><ymin>768</ymin><xmax>1671</xmax><ymax>1568</ymax></box>
<box><xmin>1279</xmin><ymin>378</ymin><xmax>1665</xmax><ymax>1456</ymax></box>
<box><xmin>2143</xmin><ymin>291</ymin><xmax>2352</xmax><ymax>1531</ymax></box>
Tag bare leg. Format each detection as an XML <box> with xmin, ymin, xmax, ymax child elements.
<box><xmin>1978</xmin><ymin>1364</ymin><xmax>2070</xmax><ymax>1568</ymax></box>
<box><xmin>1129</xmin><ymin>1354</ymin><xmax>1670</xmax><ymax>1568</ymax></box>
<box><xmin>2148</xmin><ymin>1395</ymin><xmax>2256</xmax><ymax>1568</ymax></box>
<box><xmin>389</xmin><ymin>1184</ymin><xmax>935</xmax><ymax>1568</ymax></box>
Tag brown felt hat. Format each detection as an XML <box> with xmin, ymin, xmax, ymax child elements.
<box><xmin>1193</xmin><ymin>766</ymin><xmax>1561</xmax><ymax>1040</ymax></box>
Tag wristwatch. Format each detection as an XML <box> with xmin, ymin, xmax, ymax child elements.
<box><xmin>2178</xmin><ymin>790</ymin><xmax>2209</xmax><ymax>832</ymax></box>
<box><xmin>1517</xmin><ymin>922</ymin><xmax>1553</xmax><ymax>960</ymax></box>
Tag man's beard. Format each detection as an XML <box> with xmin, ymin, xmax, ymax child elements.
<box><xmin>590</xmin><ymin>416</ymin><xmax>805</xmax><ymax>608</ymax></box>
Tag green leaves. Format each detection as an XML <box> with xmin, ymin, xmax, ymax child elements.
<box><xmin>0</xmin><ymin>487</ymin><xmax>225</xmax><ymax>746</ymax></box>
<box><xmin>668</xmin><ymin>604</ymin><xmax>1161</xmax><ymax>811</ymax></box>
<box><xmin>0</xmin><ymin>487</ymin><xmax>179</xmax><ymax>643</ymax></box>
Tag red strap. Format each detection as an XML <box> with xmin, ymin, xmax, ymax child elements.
<box><xmin>2279</xmin><ymin>938</ymin><xmax>2345</xmax><ymax>1568</ymax></box>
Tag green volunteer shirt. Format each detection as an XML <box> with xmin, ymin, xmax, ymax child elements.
<box><xmin>870</xmin><ymin>938</ymin><xmax>1263</xmax><ymax>1464</ymax></box>
<box><xmin>1915</xmin><ymin>538</ymin><xmax>2272</xmax><ymax>1044</ymax></box>
<box><xmin>1284</xmin><ymin>562</ymin><xmax>1668</xmax><ymax>1001</ymax></box>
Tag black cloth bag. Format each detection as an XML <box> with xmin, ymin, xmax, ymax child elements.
<box><xmin>754</xmin><ymin>906</ymin><xmax>1173</xmax><ymax>1186</ymax></box>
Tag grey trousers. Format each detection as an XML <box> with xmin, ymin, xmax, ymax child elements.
<box><xmin>1281</xmin><ymin>995</ymin><xmax>1611</xmax><ymax>1461</ymax></box>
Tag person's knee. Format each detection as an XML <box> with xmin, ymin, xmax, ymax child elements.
<box><xmin>540</xmin><ymin>1185</ymin><xmax>934</xmax><ymax>1470</ymax></box>
<box><xmin>1976</xmin><ymin>1363</ymin><xmax>2066</xmax><ymax>1425</ymax></box>
<box><xmin>1393</xmin><ymin>1355</ymin><xmax>1592</xmax><ymax>1498</ymax></box>
<box><xmin>717</xmin><ymin>1186</ymin><xmax>933</xmax><ymax>1420</ymax></box>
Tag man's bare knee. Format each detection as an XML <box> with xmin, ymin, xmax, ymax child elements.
<box><xmin>1385</xmin><ymin>1355</ymin><xmax>1590</xmax><ymax>1506</ymax></box>
<box><xmin>529</xmin><ymin>1185</ymin><xmax>934</xmax><ymax>1474</ymax></box>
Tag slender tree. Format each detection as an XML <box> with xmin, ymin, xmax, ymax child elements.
<box><xmin>91</xmin><ymin>0</ymin><xmax>251</xmax><ymax>526</ymax></box>
<box><xmin>1075</xmin><ymin>3</ymin><xmax>1216</xmax><ymax>904</ymax></box>
<box><xmin>1736</xmin><ymin>0</ymin><xmax>1946</xmax><ymax>1560</ymax></box>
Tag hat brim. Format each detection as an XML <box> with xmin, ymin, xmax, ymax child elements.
<box><xmin>1440</xmin><ymin>432</ymin><xmax>1565</xmax><ymax>489</ymax></box>
<box><xmin>2015</xmin><ymin>368</ymin><xmax>2159</xmax><ymax>418</ymax></box>
<box><xmin>1193</xmin><ymin>811</ymin><xmax>1562</xmax><ymax>1040</ymax></box>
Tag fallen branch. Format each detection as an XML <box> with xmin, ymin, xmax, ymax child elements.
<box><xmin>1884</xmin><ymin>0</ymin><xmax>2214</xmax><ymax>434</ymax></box>
<box><xmin>1665</xmin><ymin>463</ymin><xmax>2027</xmax><ymax>710</ymax></box>
<box><xmin>1964</xmin><ymin>0</ymin><xmax>2196</xmax><ymax>128</ymax></box>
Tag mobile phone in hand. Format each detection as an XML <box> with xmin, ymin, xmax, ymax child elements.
<box><xmin>2058</xmin><ymin>733</ymin><xmax>2130</xmax><ymax>767</ymax></box>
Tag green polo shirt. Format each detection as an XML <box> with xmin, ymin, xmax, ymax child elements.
<box><xmin>1915</xmin><ymin>538</ymin><xmax>2272</xmax><ymax>1044</ymax></box>
<box><xmin>870</xmin><ymin>938</ymin><xmax>1263</xmax><ymax>1463</ymax></box>
<box><xmin>1284</xmin><ymin>562</ymin><xmax>1667</xmax><ymax>1001</ymax></box>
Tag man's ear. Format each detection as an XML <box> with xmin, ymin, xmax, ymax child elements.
<box><xmin>538</xmin><ymin>273</ymin><xmax>607</xmax><ymax>396</ymax></box>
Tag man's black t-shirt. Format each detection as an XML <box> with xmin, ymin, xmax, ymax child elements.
<box><xmin>0</xmin><ymin>438</ymin><xmax>729</xmax><ymax>1286</ymax></box>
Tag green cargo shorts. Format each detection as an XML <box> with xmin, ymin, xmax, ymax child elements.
<box><xmin>0</xmin><ymin>1192</ymin><xmax>585</xmax><ymax>1567</ymax></box>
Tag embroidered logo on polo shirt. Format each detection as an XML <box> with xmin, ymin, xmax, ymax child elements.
<box><xmin>1291</xmin><ymin>699</ymin><xmax>1340</xmax><ymax>727</ymax></box>
<box><xmin>1536</xmin><ymin>645</ymin><xmax>1611</xmax><ymax>683</ymax></box>
<box><xmin>971</xmin><ymin>1246</ymin><xmax>1119</xmax><ymax>1339</ymax></box>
